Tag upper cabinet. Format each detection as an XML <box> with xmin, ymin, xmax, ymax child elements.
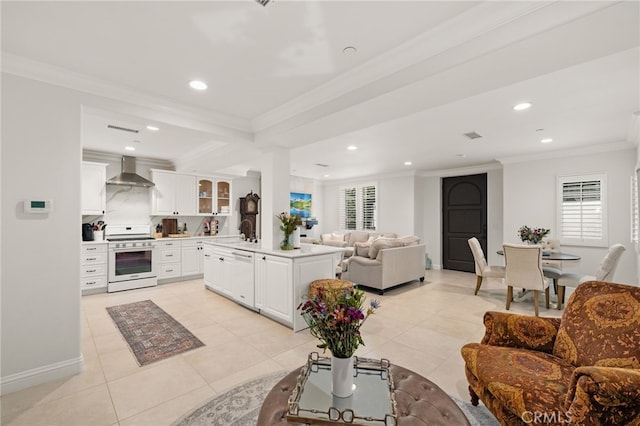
<box><xmin>197</xmin><ymin>178</ymin><xmax>214</xmax><ymax>215</ymax></box>
<box><xmin>216</xmin><ymin>179</ymin><xmax>232</xmax><ymax>216</ymax></box>
<box><xmin>82</xmin><ymin>161</ymin><xmax>108</xmax><ymax>215</ymax></box>
<box><xmin>152</xmin><ymin>170</ymin><xmax>232</xmax><ymax>217</ymax></box>
<box><xmin>151</xmin><ymin>170</ymin><xmax>196</xmax><ymax>216</ymax></box>
<box><xmin>198</xmin><ymin>177</ymin><xmax>232</xmax><ymax>216</ymax></box>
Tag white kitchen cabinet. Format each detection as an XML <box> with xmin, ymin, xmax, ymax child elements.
<box><xmin>80</xmin><ymin>243</ymin><xmax>108</xmax><ymax>294</ymax></box>
<box><xmin>181</xmin><ymin>239</ymin><xmax>205</xmax><ymax>276</ymax></box>
<box><xmin>156</xmin><ymin>240</ymin><xmax>181</xmax><ymax>279</ymax></box>
<box><xmin>215</xmin><ymin>179</ymin><xmax>232</xmax><ymax>216</ymax></box>
<box><xmin>150</xmin><ymin>170</ymin><xmax>197</xmax><ymax>216</ymax></box>
<box><xmin>255</xmin><ymin>254</ymin><xmax>293</xmax><ymax>325</ymax></box>
<box><xmin>81</xmin><ymin>162</ymin><xmax>108</xmax><ymax>215</ymax></box>
<box><xmin>205</xmin><ymin>246</ymin><xmax>234</xmax><ymax>297</ymax></box>
<box><xmin>197</xmin><ymin>177</ymin><xmax>233</xmax><ymax>216</ymax></box>
<box><xmin>203</xmin><ymin>244</ymin><xmax>214</xmax><ymax>287</ymax></box>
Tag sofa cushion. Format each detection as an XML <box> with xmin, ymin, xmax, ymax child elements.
<box><xmin>397</xmin><ymin>235</ymin><xmax>420</xmax><ymax>246</ymax></box>
<box><xmin>347</xmin><ymin>231</ymin><xmax>370</xmax><ymax>247</ymax></box>
<box><xmin>354</xmin><ymin>242</ymin><xmax>371</xmax><ymax>257</ymax></box>
<box><xmin>369</xmin><ymin>238</ymin><xmax>404</xmax><ymax>260</ymax></box>
<box><xmin>552</xmin><ymin>281</ymin><xmax>640</xmax><ymax>368</ymax></box>
<box><xmin>322</xmin><ymin>232</ymin><xmax>346</xmax><ymax>243</ymax></box>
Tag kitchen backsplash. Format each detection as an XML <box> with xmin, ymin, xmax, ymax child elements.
<box><xmin>83</xmin><ymin>182</ymin><xmax>229</xmax><ymax>236</ymax></box>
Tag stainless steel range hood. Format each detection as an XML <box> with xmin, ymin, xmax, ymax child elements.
<box><xmin>106</xmin><ymin>156</ymin><xmax>155</xmax><ymax>187</ymax></box>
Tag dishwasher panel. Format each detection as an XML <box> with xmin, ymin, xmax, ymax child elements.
<box><xmin>232</xmin><ymin>250</ymin><xmax>256</xmax><ymax>309</ymax></box>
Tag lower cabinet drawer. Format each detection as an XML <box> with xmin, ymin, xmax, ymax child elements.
<box><xmin>81</xmin><ymin>275</ymin><xmax>107</xmax><ymax>290</ymax></box>
<box><xmin>81</xmin><ymin>264</ymin><xmax>107</xmax><ymax>277</ymax></box>
<box><xmin>158</xmin><ymin>263</ymin><xmax>181</xmax><ymax>279</ymax></box>
<box><xmin>81</xmin><ymin>252</ymin><xmax>107</xmax><ymax>264</ymax></box>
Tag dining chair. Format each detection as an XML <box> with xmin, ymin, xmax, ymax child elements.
<box><xmin>503</xmin><ymin>243</ymin><xmax>549</xmax><ymax>316</ymax></box>
<box><xmin>555</xmin><ymin>243</ymin><xmax>626</xmax><ymax>309</ymax></box>
<box><xmin>467</xmin><ymin>237</ymin><xmax>505</xmax><ymax>295</ymax></box>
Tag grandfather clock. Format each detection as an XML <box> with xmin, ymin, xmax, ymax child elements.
<box><xmin>239</xmin><ymin>191</ymin><xmax>260</xmax><ymax>241</ymax></box>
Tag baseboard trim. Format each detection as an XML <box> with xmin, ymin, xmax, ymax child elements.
<box><xmin>1</xmin><ymin>355</ymin><xmax>84</xmax><ymax>395</ymax></box>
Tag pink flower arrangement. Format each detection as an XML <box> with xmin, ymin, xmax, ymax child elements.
<box><xmin>298</xmin><ymin>287</ymin><xmax>379</xmax><ymax>358</ymax></box>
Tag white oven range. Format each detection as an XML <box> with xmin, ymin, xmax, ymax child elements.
<box><xmin>106</xmin><ymin>225</ymin><xmax>157</xmax><ymax>292</ymax></box>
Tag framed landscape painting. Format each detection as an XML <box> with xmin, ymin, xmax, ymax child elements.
<box><xmin>290</xmin><ymin>192</ymin><xmax>312</xmax><ymax>218</ymax></box>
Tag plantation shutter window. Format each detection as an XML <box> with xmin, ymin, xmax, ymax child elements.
<box><xmin>339</xmin><ymin>183</ymin><xmax>377</xmax><ymax>231</ymax></box>
<box><xmin>557</xmin><ymin>174</ymin><xmax>607</xmax><ymax>247</ymax></box>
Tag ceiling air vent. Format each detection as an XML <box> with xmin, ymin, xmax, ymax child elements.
<box><xmin>107</xmin><ymin>124</ymin><xmax>139</xmax><ymax>133</ymax></box>
<box><xmin>463</xmin><ymin>131</ymin><xmax>482</xmax><ymax>140</ymax></box>
<box><xmin>314</xmin><ymin>163</ymin><xmax>329</xmax><ymax>168</ymax></box>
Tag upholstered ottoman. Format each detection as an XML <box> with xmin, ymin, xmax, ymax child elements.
<box><xmin>257</xmin><ymin>364</ymin><xmax>470</xmax><ymax>425</ymax></box>
<box><xmin>308</xmin><ymin>278</ymin><xmax>353</xmax><ymax>299</ymax></box>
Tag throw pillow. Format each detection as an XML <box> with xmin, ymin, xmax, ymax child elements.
<box><xmin>397</xmin><ymin>235</ymin><xmax>420</xmax><ymax>246</ymax></box>
<box><xmin>331</xmin><ymin>232</ymin><xmax>345</xmax><ymax>242</ymax></box>
<box><xmin>354</xmin><ymin>242</ymin><xmax>371</xmax><ymax>257</ymax></box>
<box><xmin>369</xmin><ymin>238</ymin><xmax>404</xmax><ymax>260</ymax></box>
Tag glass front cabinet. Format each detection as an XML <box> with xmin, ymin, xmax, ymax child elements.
<box><xmin>216</xmin><ymin>180</ymin><xmax>231</xmax><ymax>215</ymax></box>
<box><xmin>198</xmin><ymin>177</ymin><xmax>232</xmax><ymax>216</ymax></box>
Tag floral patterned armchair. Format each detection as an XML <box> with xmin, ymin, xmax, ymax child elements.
<box><xmin>461</xmin><ymin>281</ymin><xmax>640</xmax><ymax>425</ymax></box>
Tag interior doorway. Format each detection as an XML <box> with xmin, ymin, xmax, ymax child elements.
<box><xmin>442</xmin><ymin>173</ymin><xmax>487</xmax><ymax>272</ymax></box>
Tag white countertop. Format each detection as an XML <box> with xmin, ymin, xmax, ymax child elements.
<box><xmin>205</xmin><ymin>240</ymin><xmax>344</xmax><ymax>258</ymax></box>
<box><xmin>82</xmin><ymin>234</ymin><xmax>238</xmax><ymax>245</ymax></box>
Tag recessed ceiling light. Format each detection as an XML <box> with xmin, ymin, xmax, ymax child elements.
<box><xmin>513</xmin><ymin>102</ymin><xmax>532</xmax><ymax>111</ymax></box>
<box><xmin>324</xmin><ymin>174</ymin><xmax>330</xmax><ymax>178</ymax></box>
<box><xmin>347</xmin><ymin>145</ymin><xmax>358</xmax><ymax>151</ymax></box>
<box><xmin>146</xmin><ymin>125</ymin><xmax>159</xmax><ymax>131</ymax></box>
<box><xmin>404</xmin><ymin>161</ymin><xmax>412</xmax><ymax>166</ymax></box>
<box><xmin>343</xmin><ymin>46</ymin><xmax>357</xmax><ymax>55</ymax></box>
<box><xmin>541</xmin><ymin>138</ymin><xmax>553</xmax><ymax>144</ymax></box>
<box><xmin>189</xmin><ymin>80</ymin><xmax>208</xmax><ymax>91</ymax></box>
<box><xmin>125</xmin><ymin>146</ymin><xmax>135</xmax><ymax>151</ymax></box>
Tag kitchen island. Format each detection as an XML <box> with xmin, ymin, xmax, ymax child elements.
<box><xmin>203</xmin><ymin>240</ymin><xmax>344</xmax><ymax>332</ymax></box>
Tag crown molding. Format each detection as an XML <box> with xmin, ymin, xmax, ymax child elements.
<box><xmin>82</xmin><ymin>149</ymin><xmax>175</xmax><ymax>170</ymax></box>
<box><xmin>316</xmin><ymin>169</ymin><xmax>418</xmax><ymax>187</ymax></box>
<box><xmin>417</xmin><ymin>162</ymin><xmax>503</xmax><ymax>178</ymax></box>
<box><xmin>497</xmin><ymin>141</ymin><xmax>635</xmax><ymax>165</ymax></box>
<box><xmin>2</xmin><ymin>53</ymin><xmax>253</xmax><ymax>134</ymax></box>
<box><xmin>251</xmin><ymin>1</ymin><xmax>611</xmax><ymax>133</ymax></box>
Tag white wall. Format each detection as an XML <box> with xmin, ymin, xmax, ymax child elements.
<box><xmin>1</xmin><ymin>74</ymin><xmax>83</xmax><ymax>393</ymax></box>
<box><xmin>503</xmin><ymin>148</ymin><xmax>636</xmax><ymax>285</ymax></box>
<box><xmin>320</xmin><ymin>174</ymin><xmax>417</xmax><ymax>238</ymax></box>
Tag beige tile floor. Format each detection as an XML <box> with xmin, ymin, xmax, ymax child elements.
<box><xmin>1</xmin><ymin>269</ymin><xmax>565</xmax><ymax>425</ymax></box>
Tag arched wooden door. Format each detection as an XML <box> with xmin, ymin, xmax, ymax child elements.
<box><xmin>442</xmin><ymin>174</ymin><xmax>487</xmax><ymax>272</ymax></box>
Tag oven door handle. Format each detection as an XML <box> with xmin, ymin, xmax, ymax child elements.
<box><xmin>110</xmin><ymin>247</ymin><xmax>155</xmax><ymax>253</ymax></box>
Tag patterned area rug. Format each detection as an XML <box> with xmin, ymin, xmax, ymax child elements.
<box><xmin>173</xmin><ymin>371</ymin><xmax>499</xmax><ymax>426</ymax></box>
<box><xmin>106</xmin><ymin>300</ymin><xmax>204</xmax><ymax>366</ymax></box>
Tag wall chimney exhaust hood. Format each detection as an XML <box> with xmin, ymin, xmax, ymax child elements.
<box><xmin>106</xmin><ymin>156</ymin><xmax>155</xmax><ymax>187</ymax></box>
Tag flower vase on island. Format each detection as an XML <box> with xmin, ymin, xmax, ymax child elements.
<box><xmin>276</xmin><ymin>212</ymin><xmax>300</xmax><ymax>251</ymax></box>
<box><xmin>298</xmin><ymin>286</ymin><xmax>379</xmax><ymax>398</ymax></box>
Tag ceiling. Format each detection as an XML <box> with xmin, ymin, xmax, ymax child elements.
<box><xmin>2</xmin><ymin>1</ymin><xmax>639</xmax><ymax>180</ymax></box>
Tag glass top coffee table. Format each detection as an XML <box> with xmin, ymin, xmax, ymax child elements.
<box><xmin>287</xmin><ymin>353</ymin><xmax>396</xmax><ymax>425</ymax></box>
<box><xmin>257</xmin><ymin>353</ymin><xmax>470</xmax><ymax>426</ymax></box>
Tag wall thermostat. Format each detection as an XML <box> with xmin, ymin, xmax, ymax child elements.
<box><xmin>24</xmin><ymin>199</ymin><xmax>53</xmax><ymax>214</ymax></box>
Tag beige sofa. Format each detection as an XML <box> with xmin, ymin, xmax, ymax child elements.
<box><xmin>342</xmin><ymin>236</ymin><xmax>426</xmax><ymax>294</ymax></box>
<box><xmin>317</xmin><ymin>231</ymin><xmax>398</xmax><ymax>258</ymax></box>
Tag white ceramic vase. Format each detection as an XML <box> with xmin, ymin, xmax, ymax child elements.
<box><xmin>331</xmin><ymin>355</ymin><xmax>354</xmax><ymax>398</ymax></box>
<box><xmin>292</xmin><ymin>227</ymin><xmax>301</xmax><ymax>249</ymax></box>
